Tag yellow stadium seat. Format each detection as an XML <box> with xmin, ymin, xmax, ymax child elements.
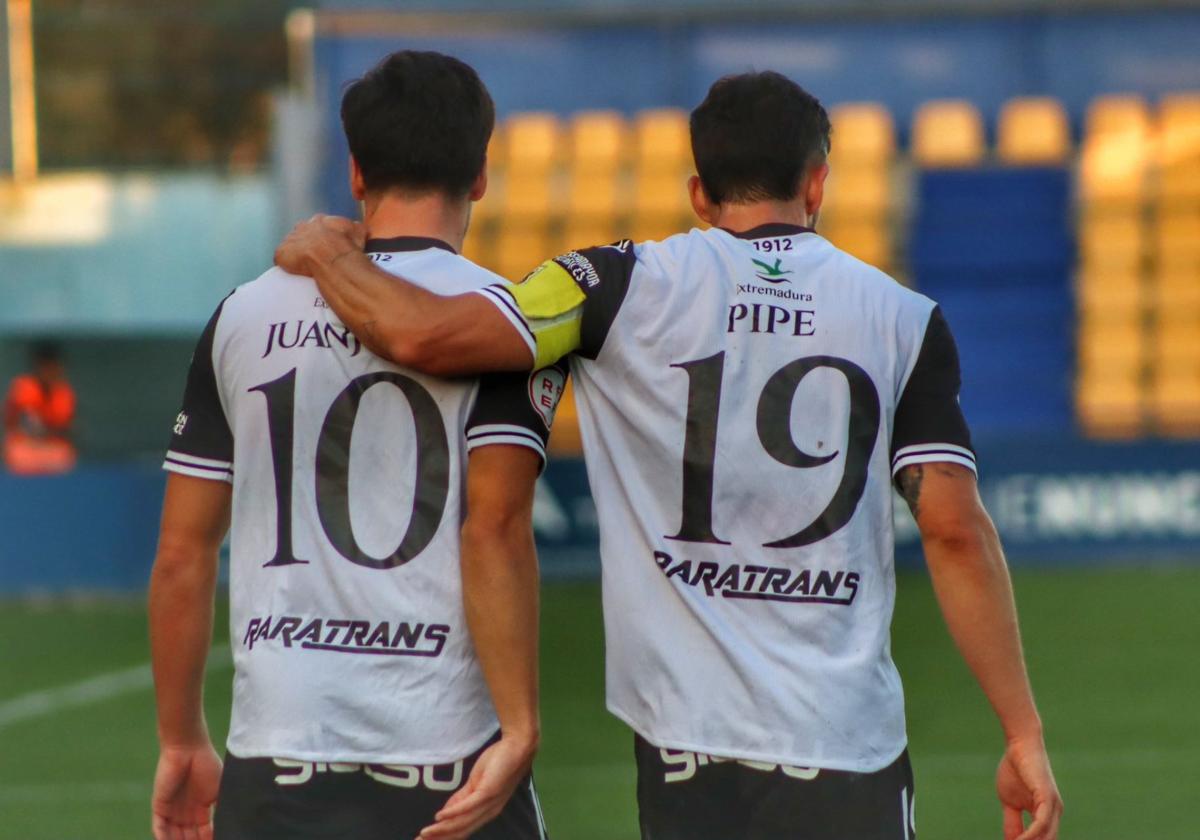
<box><xmin>547</xmin><ymin>380</ymin><xmax>583</xmax><ymax>456</ymax></box>
<box><xmin>1154</xmin><ymin>210</ymin><xmax>1200</xmax><ymax>269</ymax></box>
<box><xmin>997</xmin><ymin>97</ymin><xmax>1071</xmax><ymax>165</ymax></box>
<box><xmin>1077</xmin><ymin>269</ymin><xmax>1144</xmax><ymax>314</ymax></box>
<box><xmin>828</xmin><ymin>103</ymin><xmax>895</xmax><ymax>165</ymax></box>
<box><xmin>1086</xmin><ymin>95</ymin><xmax>1152</xmax><ymax>138</ymax></box>
<box><xmin>503</xmin><ymin>112</ymin><xmax>563</xmax><ymax>173</ymax></box>
<box><xmin>494</xmin><ymin>228</ymin><xmax>549</xmax><ymax>283</ymax></box>
<box><xmin>911</xmin><ymin>100</ymin><xmax>986</xmax><ymax>167</ymax></box>
<box><xmin>632</xmin><ymin>171</ymin><xmax>693</xmax><ymax>241</ymax></box>
<box><xmin>1150</xmin><ymin>319</ymin><xmax>1200</xmax><ymax>366</ymax></box>
<box><xmin>502</xmin><ymin>170</ymin><xmax>555</xmax><ymax>223</ymax></box>
<box><xmin>820</xmin><ymin>220</ymin><xmax>892</xmax><ymax>270</ymax></box>
<box><xmin>1079</xmin><ymin>213</ymin><xmax>1147</xmax><ymax>271</ymax></box>
<box><xmin>633</xmin><ymin>108</ymin><xmax>691</xmax><ymax>172</ymax></box>
<box><xmin>631</xmin><ymin>216</ymin><xmax>690</xmax><ymax>244</ymax></box>
<box><xmin>1081</xmin><ymin>95</ymin><xmax>1151</xmax><ymax>204</ymax></box>
<box><xmin>568</xmin><ymin>110</ymin><xmax>629</xmax><ymax>173</ymax></box>
<box><xmin>1076</xmin><ymin>373</ymin><xmax>1144</xmax><ymax>438</ymax></box>
<box><xmin>559</xmin><ymin>219</ymin><xmax>620</xmax><ymax>255</ymax></box>
<box><xmin>1159</xmin><ymin>164</ymin><xmax>1200</xmax><ymax>205</ymax></box>
<box><xmin>821</xmin><ymin>167</ymin><xmax>891</xmax><ymax>220</ymax></box>
<box><xmin>566</xmin><ymin>171</ymin><xmax>623</xmax><ymax>223</ymax></box>
<box><xmin>1157</xmin><ymin>94</ymin><xmax>1200</xmax><ymax>203</ymax></box>
<box><xmin>1151</xmin><ymin>267</ymin><xmax>1200</xmax><ymax>312</ymax></box>
<box><xmin>1148</xmin><ymin>370</ymin><xmax>1200</xmax><ymax>436</ymax></box>
<box><xmin>1157</xmin><ymin>94</ymin><xmax>1200</xmax><ymax>167</ymax></box>
<box><xmin>1078</xmin><ymin>319</ymin><xmax>1146</xmax><ymax>376</ymax></box>
<box><xmin>1080</xmin><ymin>139</ymin><xmax>1149</xmax><ymax>204</ymax></box>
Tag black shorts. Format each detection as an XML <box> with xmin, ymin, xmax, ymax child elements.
<box><xmin>214</xmin><ymin>734</ymin><xmax>548</xmax><ymax>840</ymax></box>
<box><xmin>635</xmin><ymin>735</ymin><xmax>915</xmax><ymax>840</ymax></box>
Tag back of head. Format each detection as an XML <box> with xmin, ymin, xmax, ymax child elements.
<box><xmin>340</xmin><ymin>50</ymin><xmax>495</xmax><ymax>199</ymax></box>
<box><xmin>690</xmin><ymin>71</ymin><xmax>831</xmax><ymax>205</ymax></box>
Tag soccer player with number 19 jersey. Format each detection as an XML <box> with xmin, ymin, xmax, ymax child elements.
<box><xmin>276</xmin><ymin>71</ymin><xmax>1063</xmax><ymax>840</ymax></box>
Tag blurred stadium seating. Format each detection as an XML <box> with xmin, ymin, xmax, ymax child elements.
<box><xmin>457</xmin><ymin>90</ymin><xmax>1199</xmax><ymax>449</ymax></box>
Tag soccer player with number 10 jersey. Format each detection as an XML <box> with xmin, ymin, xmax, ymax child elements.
<box><xmin>149</xmin><ymin>52</ymin><xmax>558</xmax><ymax>840</ymax></box>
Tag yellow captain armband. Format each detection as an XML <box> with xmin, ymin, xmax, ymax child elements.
<box><xmin>505</xmin><ymin>260</ymin><xmax>587</xmax><ymax>367</ymax></box>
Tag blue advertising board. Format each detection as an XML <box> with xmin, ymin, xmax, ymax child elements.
<box><xmin>2</xmin><ymin>437</ymin><xmax>1198</xmax><ymax>593</ymax></box>
<box><xmin>535</xmin><ymin>439</ymin><xmax>1200</xmax><ymax>576</ymax></box>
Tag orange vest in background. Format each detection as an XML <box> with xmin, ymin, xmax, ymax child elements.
<box><xmin>3</xmin><ymin>375</ymin><xmax>77</xmax><ymax>475</ymax></box>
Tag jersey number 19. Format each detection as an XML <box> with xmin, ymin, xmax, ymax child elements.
<box><xmin>670</xmin><ymin>352</ymin><xmax>881</xmax><ymax>548</ymax></box>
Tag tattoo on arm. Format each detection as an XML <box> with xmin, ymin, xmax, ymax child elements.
<box><xmin>897</xmin><ymin>464</ymin><xmax>924</xmax><ymax>519</ymax></box>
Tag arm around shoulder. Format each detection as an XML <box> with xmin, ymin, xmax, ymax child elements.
<box><xmin>275</xmin><ymin>217</ymin><xmax>534</xmax><ymax>375</ymax></box>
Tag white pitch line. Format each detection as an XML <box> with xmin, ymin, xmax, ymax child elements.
<box><xmin>0</xmin><ymin>645</ymin><xmax>231</xmax><ymax>730</ymax></box>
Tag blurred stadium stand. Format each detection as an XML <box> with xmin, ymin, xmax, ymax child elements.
<box><xmin>2</xmin><ymin>0</ymin><xmax>1200</xmax><ymax>590</ymax></box>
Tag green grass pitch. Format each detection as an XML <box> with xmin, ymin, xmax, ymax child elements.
<box><xmin>1</xmin><ymin>565</ymin><xmax>1198</xmax><ymax>839</ymax></box>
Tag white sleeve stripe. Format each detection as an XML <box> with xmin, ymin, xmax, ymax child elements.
<box><xmin>891</xmin><ymin>452</ymin><xmax>978</xmax><ymax>477</ymax></box>
<box><xmin>893</xmin><ymin>442</ymin><xmax>975</xmax><ymax>462</ymax></box>
<box><xmin>466</xmin><ymin>429</ymin><xmax>545</xmax><ymax>447</ymax></box>
<box><xmin>164</xmin><ymin>456</ymin><xmax>233</xmax><ymax>476</ymax></box>
<box><xmin>466</xmin><ymin>423</ymin><xmax>545</xmax><ymax>442</ymax></box>
<box><xmin>165</xmin><ymin>450</ymin><xmax>233</xmax><ymax>470</ymax></box>
<box><xmin>163</xmin><ymin>461</ymin><xmax>234</xmax><ymax>483</ymax></box>
<box><xmin>465</xmin><ymin>433</ymin><xmax>547</xmax><ymax>459</ymax></box>
<box><xmin>472</xmin><ymin>287</ymin><xmax>537</xmax><ymax>355</ymax></box>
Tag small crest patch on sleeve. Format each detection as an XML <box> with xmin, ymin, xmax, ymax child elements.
<box><xmin>528</xmin><ymin>367</ymin><xmax>566</xmax><ymax>429</ymax></box>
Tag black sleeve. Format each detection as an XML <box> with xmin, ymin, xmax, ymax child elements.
<box><xmin>890</xmin><ymin>305</ymin><xmax>976</xmax><ymax>478</ymax></box>
<box><xmin>554</xmin><ymin>240</ymin><xmax>638</xmax><ymax>359</ymax></box>
<box><xmin>163</xmin><ymin>297</ymin><xmax>234</xmax><ymax>482</ymax></box>
<box><xmin>465</xmin><ymin>359</ymin><xmax>571</xmax><ymax>471</ymax></box>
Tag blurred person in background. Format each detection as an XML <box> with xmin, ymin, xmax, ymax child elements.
<box><xmin>149</xmin><ymin>51</ymin><xmax>556</xmax><ymax>840</ymax></box>
<box><xmin>3</xmin><ymin>341</ymin><xmax>77</xmax><ymax>475</ymax></box>
<box><xmin>277</xmin><ymin>70</ymin><xmax>1062</xmax><ymax>840</ymax></box>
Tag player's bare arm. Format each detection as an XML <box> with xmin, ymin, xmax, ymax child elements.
<box><xmin>275</xmin><ymin>215</ymin><xmax>533</xmax><ymax>375</ymax></box>
<box><xmin>419</xmin><ymin>444</ymin><xmax>543</xmax><ymax>840</ymax></box>
<box><xmin>897</xmin><ymin>462</ymin><xmax>1063</xmax><ymax>840</ymax></box>
<box><xmin>148</xmin><ymin>474</ymin><xmax>231</xmax><ymax>840</ymax></box>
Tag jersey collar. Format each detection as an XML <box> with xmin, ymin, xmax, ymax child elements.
<box><xmin>364</xmin><ymin>236</ymin><xmax>457</xmax><ymax>255</ymax></box>
<box><xmin>722</xmin><ymin>223</ymin><xmax>815</xmax><ymax>240</ymax></box>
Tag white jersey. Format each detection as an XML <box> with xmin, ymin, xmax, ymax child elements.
<box><xmin>164</xmin><ymin>236</ymin><xmax>563</xmax><ymax>764</ymax></box>
<box><xmin>486</xmin><ymin>223</ymin><xmax>975</xmax><ymax>772</ymax></box>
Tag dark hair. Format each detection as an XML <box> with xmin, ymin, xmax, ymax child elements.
<box><xmin>690</xmin><ymin>71</ymin><xmax>831</xmax><ymax>205</ymax></box>
<box><xmin>340</xmin><ymin>50</ymin><xmax>495</xmax><ymax>198</ymax></box>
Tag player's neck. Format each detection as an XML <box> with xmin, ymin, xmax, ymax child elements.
<box><xmin>710</xmin><ymin>200</ymin><xmax>813</xmax><ymax>235</ymax></box>
<box><xmin>361</xmin><ymin>190</ymin><xmax>470</xmax><ymax>253</ymax></box>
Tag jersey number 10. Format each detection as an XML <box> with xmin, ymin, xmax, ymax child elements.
<box><xmin>251</xmin><ymin>368</ymin><xmax>450</xmax><ymax>570</ymax></box>
<box><xmin>669</xmin><ymin>352</ymin><xmax>881</xmax><ymax>548</ymax></box>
